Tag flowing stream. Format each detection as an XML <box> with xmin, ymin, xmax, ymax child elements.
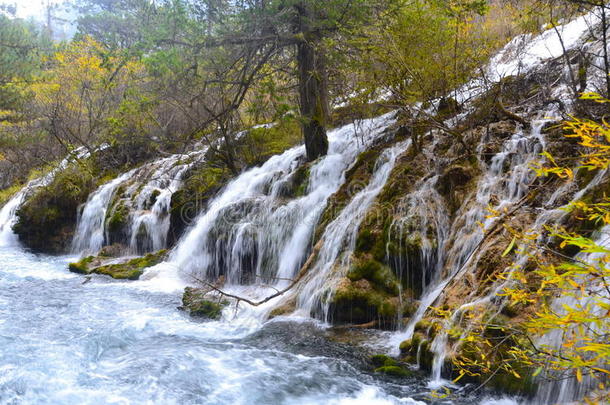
<box><xmin>0</xmin><ymin>245</ymin><xmax>430</xmax><ymax>405</ymax></box>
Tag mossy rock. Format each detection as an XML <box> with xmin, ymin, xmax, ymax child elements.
<box><xmin>399</xmin><ymin>332</ymin><xmax>433</xmax><ymax>370</ymax></box>
<box><xmin>370</xmin><ymin>354</ymin><xmax>413</xmax><ymax>377</ymax></box>
<box><xmin>106</xmin><ymin>202</ymin><xmax>129</xmax><ymax>236</ymax></box>
<box><xmin>314</xmin><ymin>148</ymin><xmax>383</xmax><ymax>242</ymax></box>
<box><xmin>238</xmin><ymin>119</ymin><xmax>302</xmax><ymax>167</ymax></box>
<box><xmin>327</xmin><ymin>278</ymin><xmax>399</xmax><ymax>328</ymax></box>
<box><xmin>436</xmin><ymin>164</ymin><xmax>478</xmax><ymax>216</ymax></box>
<box><xmin>347</xmin><ymin>258</ymin><xmax>400</xmax><ymax>296</ymax></box>
<box><xmin>268</xmin><ymin>299</ymin><xmax>296</xmax><ymax>319</ymax></box>
<box><xmin>168</xmin><ymin>165</ymin><xmax>232</xmax><ymax>246</ymax></box>
<box><xmin>68</xmin><ymin>250</ymin><xmax>167</xmax><ymax>280</ymax></box>
<box><xmin>68</xmin><ymin>256</ymin><xmax>95</xmax><ymax>274</ymax></box>
<box><xmin>14</xmin><ymin>163</ymin><xmax>97</xmax><ymax>253</ymax></box>
<box><xmin>181</xmin><ymin>287</ymin><xmax>227</xmax><ymax>320</ymax></box>
<box><xmin>98</xmin><ymin>243</ymin><xmax>126</xmax><ymax>258</ymax></box>
<box><xmin>371</xmin><ymin>354</ymin><xmax>397</xmax><ymax>367</ymax></box>
<box><xmin>276</xmin><ymin>164</ymin><xmax>311</xmax><ymax>199</ymax></box>
<box><xmin>374</xmin><ymin>365</ymin><xmax>412</xmax><ymax>377</ymax></box>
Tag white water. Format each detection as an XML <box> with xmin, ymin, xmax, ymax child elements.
<box><xmin>0</xmin><ymin>8</ymin><xmax>606</xmax><ymax>404</ymax></box>
<box><xmin>386</xmin><ymin>175</ymin><xmax>450</xmax><ymax>324</ymax></box>
<box><xmin>0</xmin><ymin>244</ymin><xmax>443</xmax><ymax>405</ymax></box>
<box><xmin>127</xmin><ymin>155</ymin><xmax>195</xmax><ymax>253</ymax></box>
<box><xmin>388</xmin><ymin>117</ymin><xmax>549</xmax><ymax>359</ymax></box>
<box><xmin>71</xmin><ymin>150</ymin><xmax>206</xmax><ymax>256</ymax></box>
<box><xmin>72</xmin><ymin>170</ymin><xmax>137</xmax><ymax>254</ymax></box>
<box><xmin>293</xmin><ymin>139</ymin><xmax>411</xmax><ymax>320</ymax></box>
<box><xmin>0</xmin><ymin>192</ymin><xmax>25</xmax><ymax>246</ymax></box>
<box><xmin>152</xmin><ymin>113</ymin><xmax>397</xmax><ymax>304</ymax></box>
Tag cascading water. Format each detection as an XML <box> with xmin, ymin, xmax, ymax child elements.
<box><xmin>386</xmin><ymin>175</ymin><xmax>450</xmax><ymax>317</ymax></box>
<box><xmin>125</xmin><ymin>152</ymin><xmax>206</xmax><ymax>253</ymax></box>
<box><xmin>71</xmin><ymin>170</ymin><xmax>138</xmax><ymax>254</ymax></box>
<box><xmin>0</xmin><ymin>191</ymin><xmax>25</xmax><ymax>246</ymax></box>
<box><xmin>388</xmin><ymin>117</ymin><xmax>550</xmax><ymax>359</ymax></box>
<box><xmin>292</xmin><ymin>139</ymin><xmax>411</xmax><ymax>321</ymax></box>
<box><xmin>71</xmin><ymin>150</ymin><xmax>206</xmax><ymax>255</ymax></box>
<box><xmin>157</xmin><ymin>113</ymin><xmax>397</xmax><ymax>295</ymax></box>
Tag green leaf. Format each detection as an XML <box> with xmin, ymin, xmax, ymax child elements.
<box><xmin>502</xmin><ymin>237</ymin><xmax>516</xmax><ymax>257</ymax></box>
<box><xmin>532</xmin><ymin>367</ymin><xmax>543</xmax><ymax>377</ymax></box>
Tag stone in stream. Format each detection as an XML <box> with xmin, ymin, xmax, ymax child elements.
<box><xmin>180</xmin><ymin>287</ymin><xmax>227</xmax><ymax>320</ymax></box>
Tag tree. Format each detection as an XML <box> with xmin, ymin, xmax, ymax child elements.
<box><xmin>75</xmin><ymin>0</ymin><xmax>399</xmax><ymax>161</ymax></box>
<box><xmin>0</xmin><ymin>13</ymin><xmax>49</xmax><ymax>115</ymax></box>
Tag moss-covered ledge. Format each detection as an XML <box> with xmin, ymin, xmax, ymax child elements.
<box><xmin>69</xmin><ymin>249</ymin><xmax>167</xmax><ymax>280</ymax></box>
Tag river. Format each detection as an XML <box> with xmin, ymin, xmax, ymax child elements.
<box><xmin>0</xmin><ymin>245</ymin><xmax>521</xmax><ymax>405</ymax></box>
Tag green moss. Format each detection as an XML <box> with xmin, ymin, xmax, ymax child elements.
<box><xmin>68</xmin><ymin>256</ymin><xmax>94</xmax><ymax>274</ymax></box>
<box><xmin>169</xmin><ymin>165</ymin><xmax>231</xmax><ymax>241</ymax></box>
<box><xmin>68</xmin><ymin>250</ymin><xmax>167</xmax><ymax>280</ymax></box>
<box><xmin>348</xmin><ymin>258</ymin><xmax>400</xmax><ymax>296</ymax></box>
<box><xmin>14</xmin><ymin>162</ymin><xmax>97</xmax><ymax>253</ymax></box>
<box><xmin>371</xmin><ymin>354</ymin><xmax>396</xmax><ymax>367</ymax></box>
<box><xmin>182</xmin><ymin>287</ymin><xmax>227</xmax><ymax>320</ymax></box>
<box><xmin>371</xmin><ymin>354</ymin><xmax>412</xmax><ymax>377</ymax></box>
<box><xmin>291</xmin><ymin>165</ymin><xmax>310</xmax><ymax>198</ymax></box>
<box><xmin>328</xmin><ymin>278</ymin><xmax>400</xmax><ymax>328</ymax></box>
<box><xmin>374</xmin><ymin>365</ymin><xmax>411</xmax><ymax>377</ymax></box>
<box><xmin>399</xmin><ymin>333</ymin><xmax>434</xmax><ymax>371</ymax></box>
<box><xmin>240</xmin><ymin>119</ymin><xmax>302</xmax><ymax>167</ymax></box>
<box><xmin>0</xmin><ymin>183</ymin><xmax>23</xmax><ymax>206</ymax></box>
<box><xmin>106</xmin><ymin>202</ymin><xmax>129</xmax><ymax>234</ymax></box>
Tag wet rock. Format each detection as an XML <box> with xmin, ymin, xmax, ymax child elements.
<box><xmin>327</xmin><ymin>277</ymin><xmax>399</xmax><ymax>328</ymax></box>
<box><xmin>242</xmin><ymin>320</ymin><xmax>371</xmax><ymax>369</ymax></box>
<box><xmin>268</xmin><ymin>298</ymin><xmax>296</xmax><ymax>319</ymax></box>
<box><xmin>399</xmin><ymin>332</ymin><xmax>433</xmax><ymax>372</ymax></box>
<box><xmin>105</xmin><ymin>202</ymin><xmax>130</xmax><ymax>245</ymax></box>
<box><xmin>181</xmin><ymin>287</ymin><xmax>227</xmax><ymax>319</ymax></box>
<box><xmin>98</xmin><ymin>243</ymin><xmax>126</xmax><ymax>258</ymax></box>
<box><xmin>371</xmin><ymin>354</ymin><xmax>414</xmax><ymax>377</ymax></box>
<box><xmin>437</xmin><ymin>164</ymin><xmax>477</xmax><ymax>215</ymax></box>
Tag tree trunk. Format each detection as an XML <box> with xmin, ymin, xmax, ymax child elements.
<box><xmin>295</xmin><ymin>4</ymin><xmax>329</xmax><ymax>161</ymax></box>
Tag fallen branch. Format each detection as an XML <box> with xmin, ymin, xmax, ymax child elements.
<box><xmin>191</xmin><ymin>239</ymin><xmax>324</xmax><ymax>307</ymax></box>
<box><xmin>497</xmin><ymin>99</ymin><xmax>529</xmax><ymax>127</ymax></box>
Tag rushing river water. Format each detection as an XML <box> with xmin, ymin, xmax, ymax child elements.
<box><xmin>0</xmin><ymin>246</ymin><xmax>521</xmax><ymax>405</ymax></box>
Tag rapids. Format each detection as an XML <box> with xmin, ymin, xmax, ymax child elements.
<box><xmin>0</xmin><ymin>245</ymin><xmax>516</xmax><ymax>404</ymax></box>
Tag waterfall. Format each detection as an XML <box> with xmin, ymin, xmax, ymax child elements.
<box><xmin>0</xmin><ymin>192</ymin><xmax>26</xmax><ymax>246</ymax></box>
<box><xmin>293</xmin><ymin>139</ymin><xmax>411</xmax><ymax>320</ymax></box>
<box><xmin>387</xmin><ymin>117</ymin><xmax>551</xmax><ymax>367</ymax></box>
<box><xmin>386</xmin><ymin>175</ymin><xmax>450</xmax><ymax>315</ymax></box>
<box><xmin>71</xmin><ymin>150</ymin><xmax>205</xmax><ymax>255</ymax></box>
<box><xmin>125</xmin><ymin>152</ymin><xmax>204</xmax><ymax>254</ymax></box>
<box><xmin>165</xmin><ymin>113</ymin><xmax>397</xmax><ymax>288</ymax></box>
<box><xmin>382</xmin><ymin>9</ymin><xmax>600</xmax><ymax>356</ymax></box>
<box><xmin>71</xmin><ymin>170</ymin><xmax>137</xmax><ymax>254</ymax></box>
<box><xmin>0</xmin><ymin>148</ymin><xmax>89</xmax><ymax>248</ymax></box>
